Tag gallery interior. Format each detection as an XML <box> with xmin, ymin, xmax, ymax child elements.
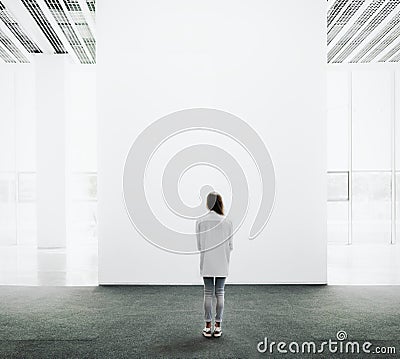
<box><xmin>0</xmin><ymin>1</ymin><xmax>399</xmax><ymax>358</ymax></box>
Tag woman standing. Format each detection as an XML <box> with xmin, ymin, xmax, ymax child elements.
<box><xmin>196</xmin><ymin>192</ymin><xmax>233</xmax><ymax>338</ymax></box>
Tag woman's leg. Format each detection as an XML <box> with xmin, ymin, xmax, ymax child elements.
<box><xmin>215</xmin><ymin>277</ymin><xmax>226</xmax><ymax>325</ymax></box>
<box><xmin>203</xmin><ymin>277</ymin><xmax>214</xmax><ymax>326</ymax></box>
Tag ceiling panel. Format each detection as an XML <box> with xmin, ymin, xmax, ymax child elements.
<box><xmin>328</xmin><ymin>0</ymin><xmax>400</xmax><ymax>63</ymax></box>
<box><xmin>0</xmin><ymin>1</ymin><xmax>42</xmax><ymax>53</ymax></box>
<box><xmin>0</xmin><ymin>0</ymin><xmax>399</xmax><ymax>64</ymax></box>
<box><xmin>21</xmin><ymin>0</ymin><xmax>67</xmax><ymax>54</ymax></box>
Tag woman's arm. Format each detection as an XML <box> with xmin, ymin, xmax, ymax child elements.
<box><xmin>196</xmin><ymin>220</ymin><xmax>201</xmax><ymax>251</ymax></box>
<box><xmin>228</xmin><ymin>220</ymin><xmax>233</xmax><ymax>251</ymax></box>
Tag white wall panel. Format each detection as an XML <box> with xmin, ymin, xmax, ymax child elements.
<box><xmin>0</xmin><ymin>68</ymin><xmax>15</xmax><ymax>172</ymax></box>
<box><xmin>65</xmin><ymin>64</ymin><xmax>97</xmax><ymax>246</ymax></box>
<box><xmin>15</xmin><ymin>65</ymin><xmax>36</xmax><ymax>172</ymax></box>
<box><xmin>396</xmin><ymin>71</ymin><xmax>400</xmax><ymax>170</ymax></box>
<box><xmin>327</xmin><ymin>70</ymin><xmax>349</xmax><ymax>171</ymax></box>
<box><xmin>98</xmin><ymin>0</ymin><xmax>327</xmax><ymax>284</ymax></box>
<box><xmin>36</xmin><ymin>55</ymin><xmax>67</xmax><ymax>248</ymax></box>
<box><xmin>66</xmin><ymin>65</ymin><xmax>97</xmax><ymax>173</ymax></box>
<box><xmin>0</xmin><ymin>66</ymin><xmax>16</xmax><ymax>245</ymax></box>
<box><xmin>352</xmin><ymin>70</ymin><xmax>392</xmax><ymax>171</ymax></box>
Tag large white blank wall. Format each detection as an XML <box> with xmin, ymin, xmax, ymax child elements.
<box><xmin>98</xmin><ymin>0</ymin><xmax>327</xmax><ymax>284</ymax></box>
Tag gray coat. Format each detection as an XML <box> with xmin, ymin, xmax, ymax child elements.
<box><xmin>196</xmin><ymin>211</ymin><xmax>233</xmax><ymax>277</ymax></box>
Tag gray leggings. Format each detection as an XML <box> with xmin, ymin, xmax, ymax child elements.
<box><xmin>203</xmin><ymin>276</ymin><xmax>226</xmax><ymax>323</ymax></box>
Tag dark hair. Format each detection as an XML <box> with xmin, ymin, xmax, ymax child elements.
<box><xmin>206</xmin><ymin>192</ymin><xmax>224</xmax><ymax>215</ymax></box>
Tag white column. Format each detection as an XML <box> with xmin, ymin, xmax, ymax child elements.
<box><xmin>36</xmin><ymin>55</ymin><xmax>67</xmax><ymax>248</ymax></box>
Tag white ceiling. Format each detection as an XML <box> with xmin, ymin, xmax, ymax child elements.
<box><xmin>1</xmin><ymin>1</ymin><xmax>400</xmax><ymax>64</ymax></box>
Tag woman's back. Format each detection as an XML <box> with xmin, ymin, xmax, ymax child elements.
<box><xmin>196</xmin><ymin>211</ymin><xmax>233</xmax><ymax>277</ymax></box>
<box><xmin>198</xmin><ymin>192</ymin><xmax>231</xmax><ymax>337</ymax></box>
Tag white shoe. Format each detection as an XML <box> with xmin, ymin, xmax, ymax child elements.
<box><xmin>213</xmin><ymin>325</ymin><xmax>222</xmax><ymax>337</ymax></box>
<box><xmin>202</xmin><ymin>326</ymin><xmax>212</xmax><ymax>338</ymax></box>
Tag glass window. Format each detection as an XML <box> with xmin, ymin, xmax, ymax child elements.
<box><xmin>0</xmin><ymin>173</ymin><xmax>17</xmax><ymax>245</ymax></box>
<box><xmin>67</xmin><ymin>172</ymin><xmax>97</xmax><ymax>246</ymax></box>
<box><xmin>395</xmin><ymin>71</ymin><xmax>400</xmax><ymax>171</ymax></box>
<box><xmin>18</xmin><ymin>172</ymin><xmax>36</xmax><ymax>202</ymax></box>
<box><xmin>17</xmin><ymin>172</ymin><xmax>36</xmax><ymax>245</ymax></box>
<box><xmin>327</xmin><ymin>201</ymin><xmax>348</xmax><ymax>244</ymax></box>
<box><xmin>327</xmin><ymin>171</ymin><xmax>349</xmax><ymax>201</ymax></box>
<box><xmin>352</xmin><ymin>172</ymin><xmax>391</xmax><ymax>244</ymax></box>
<box><xmin>71</xmin><ymin>173</ymin><xmax>97</xmax><ymax>201</ymax></box>
<box><xmin>327</xmin><ymin>171</ymin><xmax>349</xmax><ymax>244</ymax></box>
<box><xmin>396</xmin><ymin>172</ymin><xmax>400</xmax><ymax>243</ymax></box>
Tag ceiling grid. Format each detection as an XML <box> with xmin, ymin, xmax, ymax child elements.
<box><xmin>0</xmin><ymin>1</ymin><xmax>42</xmax><ymax>53</ymax></box>
<box><xmin>0</xmin><ymin>41</ymin><xmax>16</xmax><ymax>62</ymax></box>
<box><xmin>328</xmin><ymin>0</ymin><xmax>400</xmax><ymax>63</ymax></box>
<box><xmin>44</xmin><ymin>0</ymin><xmax>93</xmax><ymax>64</ymax></box>
<box><xmin>21</xmin><ymin>0</ymin><xmax>67</xmax><ymax>54</ymax></box>
<box><xmin>0</xmin><ymin>1</ymin><xmax>399</xmax><ymax>64</ymax></box>
<box><xmin>0</xmin><ymin>27</ymin><xmax>29</xmax><ymax>62</ymax></box>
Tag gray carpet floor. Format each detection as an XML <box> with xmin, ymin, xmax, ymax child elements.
<box><xmin>0</xmin><ymin>285</ymin><xmax>399</xmax><ymax>358</ymax></box>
